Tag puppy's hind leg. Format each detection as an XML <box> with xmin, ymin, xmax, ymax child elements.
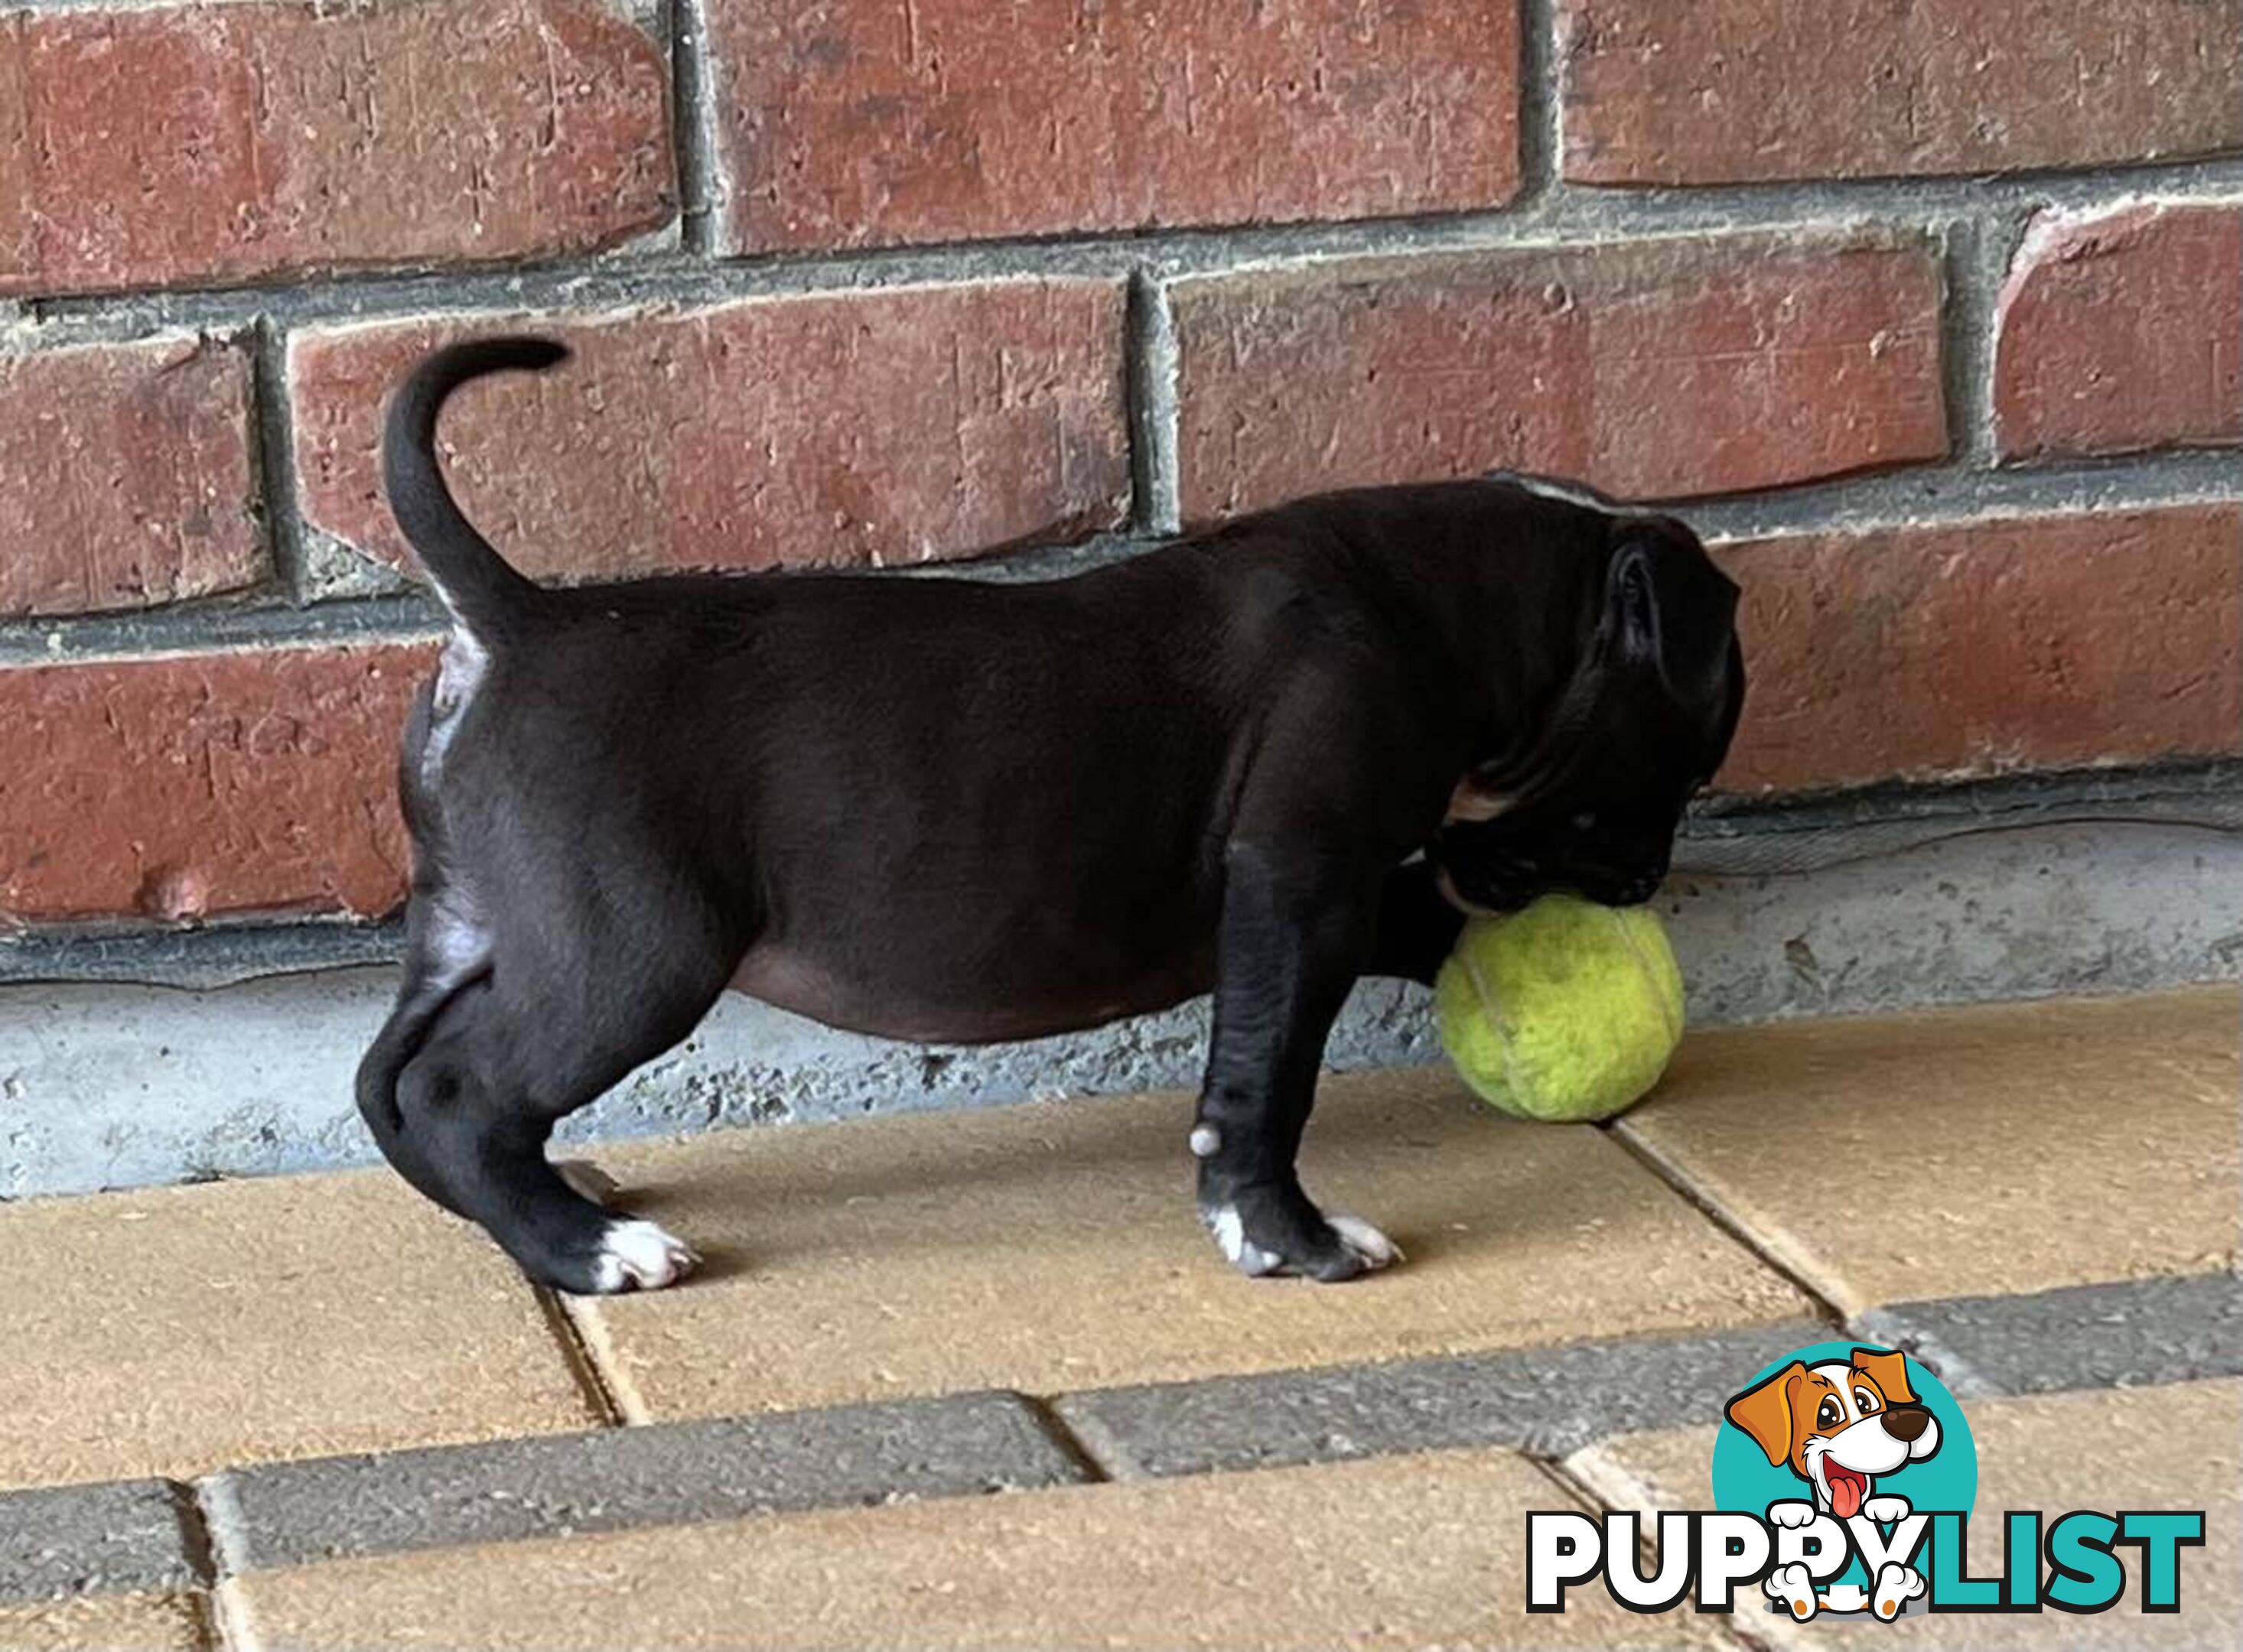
<box><xmin>380</xmin><ymin>925</ymin><xmax>741</xmax><ymax>1296</ymax></box>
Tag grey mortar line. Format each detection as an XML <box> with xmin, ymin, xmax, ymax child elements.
<box><xmin>5</xmin><ymin>756</ymin><xmax>2238</xmax><ymax>988</ymax></box>
<box><xmin>5</xmin><ymin>448</ymin><xmax>2238</xmax><ymax>668</ymax></box>
<box><xmin>1123</xmin><ymin>272</ymin><xmax>1181</xmax><ymax>536</ymax></box>
<box><xmin>243</xmin><ymin>317</ymin><xmax>311</xmax><ymax>606</ymax></box>
<box><xmin>666</xmin><ymin>0</ymin><xmax>726</xmax><ymax>257</ymax></box>
<box><xmin>1514</xmin><ymin>0</ymin><xmax>1564</xmax><ymax>207</ymax></box>
<box><xmin>8</xmin><ymin>161</ymin><xmax>2239</xmax><ymax>343</ymax></box>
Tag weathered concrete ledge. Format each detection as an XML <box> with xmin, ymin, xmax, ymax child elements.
<box><xmin>3</xmin><ymin>799</ymin><xmax>2235</xmax><ymax>1198</ymax></box>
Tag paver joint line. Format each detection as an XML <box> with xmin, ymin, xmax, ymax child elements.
<box><xmin>533</xmin><ymin>1287</ymin><xmax>627</xmax><ymax>1429</ymax></box>
<box><xmin>1605</xmin><ymin>1116</ymin><xmax>1856</xmax><ymax>1322</ymax></box>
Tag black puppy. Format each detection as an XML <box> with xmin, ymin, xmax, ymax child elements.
<box><xmin>356</xmin><ymin>338</ymin><xmax>1746</xmax><ymax>1294</ymax></box>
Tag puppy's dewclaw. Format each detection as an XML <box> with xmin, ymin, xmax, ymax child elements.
<box><xmin>583</xmin><ymin>1219</ymin><xmax>700</xmax><ymax>1293</ymax></box>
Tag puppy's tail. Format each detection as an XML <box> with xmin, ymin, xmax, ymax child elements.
<box><xmin>383</xmin><ymin>336</ymin><xmax>570</xmax><ymax>639</ymax></box>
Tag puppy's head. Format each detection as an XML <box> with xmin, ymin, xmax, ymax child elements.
<box><xmin>1437</xmin><ymin>512</ymin><xmax>1744</xmax><ymax>911</ymax></box>
<box><xmin>1727</xmin><ymin>1348</ymin><xmax>1942</xmax><ymax>1517</ymax></box>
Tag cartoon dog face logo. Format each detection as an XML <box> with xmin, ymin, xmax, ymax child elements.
<box><xmin>1725</xmin><ymin>1347</ymin><xmax>1942</xmax><ymax>1520</ymax></box>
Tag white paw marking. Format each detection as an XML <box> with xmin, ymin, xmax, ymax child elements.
<box><xmin>1861</xmin><ymin>1494</ymin><xmax>1912</xmax><ymax>1524</ymax></box>
<box><xmin>555</xmin><ymin>1160</ymin><xmax>620</xmax><ymax>1206</ymax></box>
<box><xmin>1764</xmin><ymin>1562</ymin><xmax>1816</xmax><ymax>1622</ymax></box>
<box><xmin>1327</xmin><ymin>1213</ymin><xmax>1403</xmax><ymax>1269</ymax></box>
<box><xmin>1873</xmin><ymin>1563</ymin><xmax>1926</xmax><ymax>1621</ymax></box>
<box><xmin>1767</xmin><ymin>1499</ymin><xmax>1818</xmax><ymax>1530</ymax></box>
<box><xmin>585</xmin><ymin>1219</ymin><xmax>700</xmax><ymax>1293</ymax></box>
<box><xmin>1204</xmin><ymin>1205</ymin><xmax>1278</xmax><ymax>1276</ymax></box>
<box><xmin>1188</xmin><ymin>1124</ymin><xmax>1222</xmax><ymax>1158</ymax></box>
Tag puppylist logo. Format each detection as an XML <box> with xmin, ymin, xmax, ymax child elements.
<box><xmin>1527</xmin><ymin>1340</ymin><xmax>2206</xmax><ymax>1623</ymax></box>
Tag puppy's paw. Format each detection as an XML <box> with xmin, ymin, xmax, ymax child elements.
<box><xmin>1860</xmin><ymin>1494</ymin><xmax>1913</xmax><ymax>1524</ymax></box>
<box><xmin>1763</xmin><ymin>1563</ymin><xmax>1817</xmax><ymax>1622</ymax></box>
<box><xmin>581</xmin><ymin>1218</ymin><xmax>700</xmax><ymax>1294</ymax></box>
<box><xmin>1872</xmin><ymin>1563</ymin><xmax>1926</xmax><ymax>1621</ymax></box>
<box><xmin>1200</xmin><ymin>1192</ymin><xmax>1401</xmax><ymax>1283</ymax></box>
<box><xmin>555</xmin><ymin>1159</ymin><xmax>623</xmax><ymax>1206</ymax></box>
<box><xmin>1766</xmin><ymin>1500</ymin><xmax>1819</xmax><ymax>1530</ymax></box>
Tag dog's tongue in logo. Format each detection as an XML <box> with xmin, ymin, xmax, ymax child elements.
<box><xmin>1825</xmin><ymin>1465</ymin><xmax>1868</xmax><ymax>1520</ymax></box>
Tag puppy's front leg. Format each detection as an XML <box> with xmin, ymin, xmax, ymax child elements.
<box><xmin>1193</xmin><ymin>841</ymin><xmax>1400</xmax><ymax>1281</ymax></box>
<box><xmin>1362</xmin><ymin>859</ymin><xmax>1464</xmax><ymax>986</ymax></box>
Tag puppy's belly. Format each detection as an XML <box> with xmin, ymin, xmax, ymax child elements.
<box><xmin>728</xmin><ymin>941</ymin><xmax>1214</xmax><ymax>1046</ymax></box>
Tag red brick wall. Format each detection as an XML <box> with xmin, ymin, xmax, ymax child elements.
<box><xmin>0</xmin><ymin>0</ymin><xmax>2236</xmax><ymax>927</ymax></box>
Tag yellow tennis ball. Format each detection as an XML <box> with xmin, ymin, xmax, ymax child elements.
<box><xmin>1433</xmin><ymin>893</ymin><xmax>1685</xmax><ymax>1123</ymax></box>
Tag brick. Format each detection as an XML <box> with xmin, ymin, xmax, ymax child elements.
<box><xmin>0</xmin><ymin>0</ymin><xmax>672</xmax><ymax>299</ymax></box>
<box><xmin>1717</xmin><ymin>506</ymin><xmax>2241</xmax><ymax>794</ymax></box>
<box><xmin>710</xmin><ymin>0</ymin><xmax>1519</xmax><ymax>254</ymax></box>
<box><xmin>1621</xmin><ymin>987</ymin><xmax>2240</xmax><ymax>1319</ymax></box>
<box><xmin>0</xmin><ymin>1594</ymin><xmax>205</xmax><ymax>1652</ymax></box>
<box><xmin>1558</xmin><ymin>0</ymin><xmax>2243</xmax><ymax>184</ymax></box>
<box><xmin>291</xmin><ymin>281</ymin><xmax>1128</xmax><ymax>584</ymax></box>
<box><xmin>222</xmin><ymin>1449</ymin><xmax>1734</xmax><ymax>1650</ymax></box>
<box><xmin>0</xmin><ymin>1480</ymin><xmax>196</xmax><ymax>1604</ymax></box>
<box><xmin>1055</xmin><ymin>1320</ymin><xmax>1825</xmax><ymax>1480</ymax></box>
<box><xmin>0</xmin><ymin>1166</ymin><xmax>597</xmax><ymax>1489</ymax></box>
<box><xmin>1170</xmin><ymin>237</ymin><xmax>1945</xmax><ymax>521</ymax></box>
<box><xmin>208</xmin><ymin>1392</ymin><xmax>1085</xmax><ymax>1574</ymax></box>
<box><xmin>1860</xmin><ymin>1273</ymin><xmax>2243</xmax><ymax>1400</ymax></box>
<box><xmin>0</xmin><ymin>339</ymin><xmax>262</xmax><ymax>618</ymax></box>
<box><xmin>0</xmin><ymin>643</ymin><xmax>432</xmax><ymax>924</ymax></box>
<box><xmin>1994</xmin><ymin>204</ymin><xmax>2243</xmax><ymax>460</ymax></box>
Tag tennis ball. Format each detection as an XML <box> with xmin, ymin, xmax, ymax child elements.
<box><xmin>1433</xmin><ymin>893</ymin><xmax>1684</xmax><ymax>1123</ymax></box>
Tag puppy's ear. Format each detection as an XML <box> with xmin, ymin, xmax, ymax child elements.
<box><xmin>1600</xmin><ymin>519</ymin><xmax>1740</xmax><ymax>711</ymax></box>
<box><xmin>1727</xmin><ymin>1361</ymin><xmax>1808</xmax><ymax>1467</ymax></box>
<box><xmin>1851</xmin><ymin>1347</ymin><xmax>1918</xmax><ymax>1406</ymax></box>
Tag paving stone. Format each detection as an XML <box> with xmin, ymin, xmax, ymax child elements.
<box><xmin>567</xmin><ymin>1065</ymin><xmax>1810</xmax><ymax>1420</ymax></box>
<box><xmin>0</xmin><ymin>1169</ymin><xmax>597</xmax><ymax>1489</ymax></box>
<box><xmin>1575</xmin><ymin>1382</ymin><xmax>2241</xmax><ymax>1649</ymax></box>
<box><xmin>1056</xmin><ymin>1319</ymin><xmax>1828</xmax><ymax>1478</ymax></box>
<box><xmin>221</xmin><ymin>1447</ymin><xmax>1738</xmax><ymax>1649</ymax></box>
<box><xmin>0</xmin><ymin>1592</ymin><xmax>207</xmax><ymax>1651</ymax></box>
<box><xmin>0</xmin><ymin>1479</ymin><xmax>197</xmax><ymax>1605</ymax></box>
<box><xmin>1618</xmin><ymin>987</ymin><xmax>2239</xmax><ymax>1318</ymax></box>
<box><xmin>1862</xmin><ymin>1272</ymin><xmax>2243</xmax><ymax>1397</ymax></box>
<box><xmin>205</xmin><ymin>1390</ymin><xmax>1086</xmax><ymax>1574</ymax></box>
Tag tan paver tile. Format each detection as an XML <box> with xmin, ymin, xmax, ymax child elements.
<box><xmin>1576</xmin><ymin>1382</ymin><xmax>2241</xmax><ymax>1649</ymax></box>
<box><xmin>1619</xmin><ymin>987</ymin><xmax>2240</xmax><ymax>1316</ymax></box>
<box><xmin>225</xmin><ymin>1446</ymin><xmax>1738</xmax><ymax>1650</ymax></box>
<box><xmin>0</xmin><ymin>1592</ymin><xmax>207</xmax><ymax>1651</ymax></box>
<box><xmin>1567</xmin><ymin>1423</ymin><xmax>1719</xmax><ymax>1515</ymax></box>
<box><xmin>0</xmin><ymin>1170</ymin><xmax>598</xmax><ymax>1488</ymax></box>
<box><xmin>571</xmin><ymin>1067</ymin><xmax>1808</xmax><ymax>1419</ymax></box>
